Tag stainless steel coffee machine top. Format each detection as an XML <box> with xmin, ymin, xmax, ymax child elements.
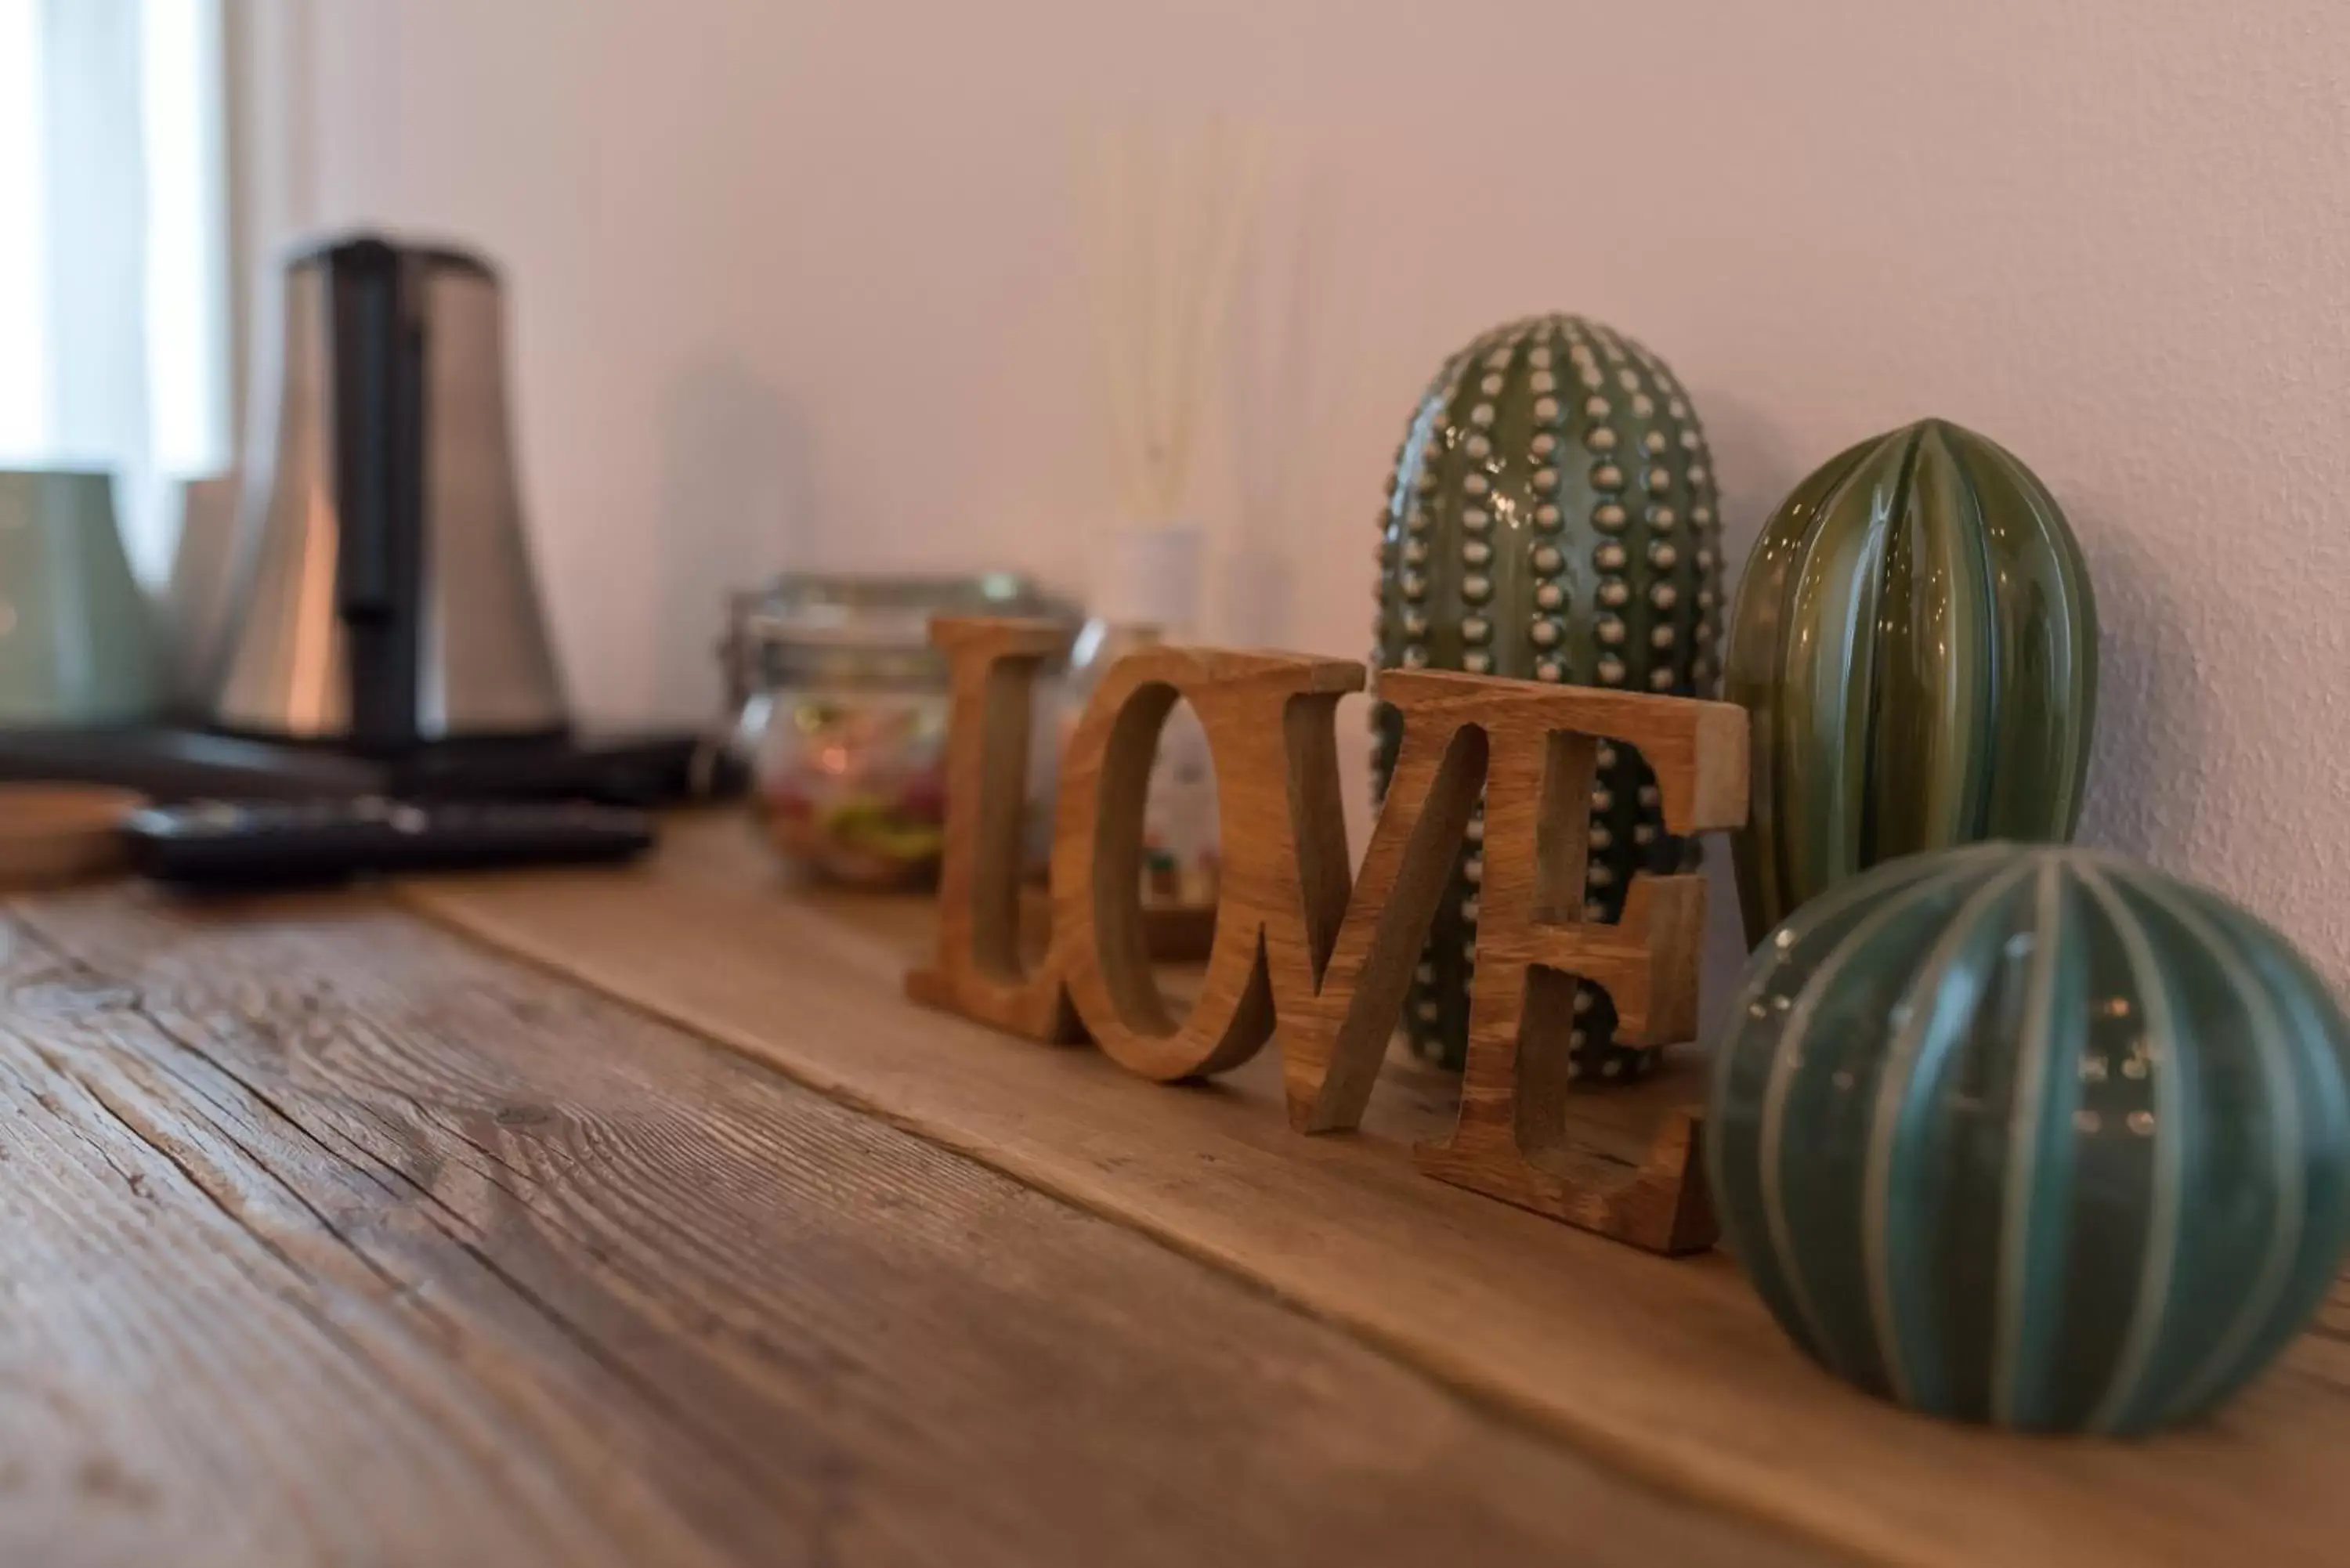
<box><xmin>212</xmin><ymin>233</ymin><xmax>569</xmax><ymax>752</ymax></box>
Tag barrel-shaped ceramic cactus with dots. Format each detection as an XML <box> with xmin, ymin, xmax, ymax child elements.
<box><xmin>1725</xmin><ymin>418</ymin><xmax>2099</xmax><ymax>948</ymax></box>
<box><xmin>1372</xmin><ymin>315</ymin><xmax>1725</xmax><ymax>1077</ymax></box>
<box><xmin>1708</xmin><ymin>842</ymin><xmax>2350</xmax><ymax>1434</ymax></box>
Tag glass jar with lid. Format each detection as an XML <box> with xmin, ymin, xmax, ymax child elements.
<box><xmin>724</xmin><ymin>572</ymin><xmax>1065</xmax><ymax>888</ymax></box>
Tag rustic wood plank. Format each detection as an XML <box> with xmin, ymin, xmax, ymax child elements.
<box><xmin>399</xmin><ymin>811</ymin><xmax>2350</xmax><ymax>1568</ymax></box>
<box><xmin>1</xmin><ymin>886</ymin><xmax>1834</xmax><ymax>1568</ymax></box>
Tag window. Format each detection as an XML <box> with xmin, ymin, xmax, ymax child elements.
<box><xmin>0</xmin><ymin>0</ymin><xmax>231</xmax><ymax>581</ymax></box>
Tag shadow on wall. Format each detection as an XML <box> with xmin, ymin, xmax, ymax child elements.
<box><xmin>1683</xmin><ymin>385</ymin><xmax>1806</xmax><ymax>1039</ymax></box>
<box><xmin>654</xmin><ymin>359</ymin><xmax>821</xmax><ymax>717</ymax></box>
<box><xmin>1687</xmin><ymin>384</ymin><xmax>1807</xmax><ymax>570</ymax></box>
<box><xmin>2070</xmin><ymin>522</ymin><xmax>2211</xmax><ymax>869</ymax></box>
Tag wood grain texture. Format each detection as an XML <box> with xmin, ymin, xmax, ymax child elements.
<box><xmin>904</xmin><ymin>616</ymin><xmax>1079</xmax><ymax>1041</ymax></box>
<box><xmin>0</xmin><ymin>885</ymin><xmax>1831</xmax><ymax>1568</ymax></box>
<box><xmin>1048</xmin><ymin>644</ymin><xmax>1368</xmax><ymax>1093</ymax></box>
<box><xmin>407</xmin><ymin>813</ymin><xmax>2350</xmax><ymax>1568</ymax></box>
<box><xmin>1382</xmin><ymin>670</ymin><xmax>1746</xmax><ymax>1253</ymax></box>
<box><xmin>926</xmin><ymin>632</ymin><xmax>1743</xmax><ymax>1255</ymax></box>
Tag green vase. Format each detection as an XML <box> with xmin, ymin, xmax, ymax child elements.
<box><xmin>1707</xmin><ymin>842</ymin><xmax>2350</xmax><ymax>1435</ymax></box>
<box><xmin>1724</xmin><ymin>420</ymin><xmax>2097</xmax><ymax>948</ymax></box>
<box><xmin>1371</xmin><ymin>315</ymin><xmax>1723</xmax><ymax>1078</ymax></box>
<box><xmin>0</xmin><ymin>470</ymin><xmax>161</xmax><ymax>726</ymax></box>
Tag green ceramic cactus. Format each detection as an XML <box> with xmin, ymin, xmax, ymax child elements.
<box><xmin>1708</xmin><ymin>842</ymin><xmax>2350</xmax><ymax>1434</ymax></box>
<box><xmin>1371</xmin><ymin>315</ymin><xmax>1725</xmax><ymax>1078</ymax></box>
<box><xmin>1725</xmin><ymin>420</ymin><xmax>2098</xmax><ymax>949</ymax></box>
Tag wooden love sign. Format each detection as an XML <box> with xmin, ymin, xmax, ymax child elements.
<box><xmin>906</xmin><ymin>617</ymin><xmax>1749</xmax><ymax>1255</ymax></box>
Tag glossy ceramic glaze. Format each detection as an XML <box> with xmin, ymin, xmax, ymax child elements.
<box><xmin>1708</xmin><ymin>842</ymin><xmax>2350</xmax><ymax>1434</ymax></box>
<box><xmin>1371</xmin><ymin>315</ymin><xmax>1723</xmax><ymax>1077</ymax></box>
<box><xmin>1724</xmin><ymin>421</ymin><xmax>2097</xmax><ymax>948</ymax></box>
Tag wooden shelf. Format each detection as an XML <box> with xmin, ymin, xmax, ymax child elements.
<box><xmin>401</xmin><ymin>811</ymin><xmax>2350</xmax><ymax>1568</ymax></box>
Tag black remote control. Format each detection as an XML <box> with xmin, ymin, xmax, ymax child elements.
<box><xmin>121</xmin><ymin>797</ymin><xmax>657</xmax><ymax>888</ymax></box>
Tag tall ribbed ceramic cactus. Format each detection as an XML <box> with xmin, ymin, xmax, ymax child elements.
<box><xmin>1725</xmin><ymin>419</ymin><xmax>2098</xmax><ymax>948</ymax></box>
<box><xmin>1372</xmin><ymin>315</ymin><xmax>1724</xmax><ymax>1078</ymax></box>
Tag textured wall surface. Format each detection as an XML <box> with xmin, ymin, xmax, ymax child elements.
<box><xmin>295</xmin><ymin>0</ymin><xmax>2350</xmax><ymax>995</ymax></box>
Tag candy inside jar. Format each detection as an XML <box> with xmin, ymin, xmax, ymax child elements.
<box><xmin>755</xmin><ymin>691</ymin><xmax>949</xmax><ymax>888</ymax></box>
<box><xmin>721</xmin><ymin>573</ymin><xmax>1066</xmax><ymax>890</ymax></box>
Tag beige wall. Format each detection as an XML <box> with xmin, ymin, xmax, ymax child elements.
<box><xmin>293</xmin><ymin>0</ymin><xmax>2350</xmax><ymax>990</ymax></box>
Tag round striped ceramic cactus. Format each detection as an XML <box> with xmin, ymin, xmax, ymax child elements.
<box><xmin>1372</xmin><ymin>315</ymin><xmax>1724</xmax><ymax>1078</ymax></box>
<box><xmin>1725</xmin><ymin>419</ymin><xmax>2098</xmax><ymax>948</ymax></box>
<box><xmin>1708</xmin><ymin>842</ymin><xmax>2350</xmax><ymax>1434</ymax></box>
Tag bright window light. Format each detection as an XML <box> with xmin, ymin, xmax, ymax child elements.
<box><xmin>0</xmin><ymin>0</ymin><xmax>227</xmax><ymax>579</ymax></box>
<box><xmin>143</xmin><ymin>0</ymin><xmax>229</xmax><ymax>479</ymax></box>
<box><xmin>0</xmin><ymin>0</ymin><xmax>48</xmax><ymax>460</ymax></box>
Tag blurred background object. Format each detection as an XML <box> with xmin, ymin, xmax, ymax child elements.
<box><xmin>1058</xmin><ymin>118</ymin><xmax>1260</xmax><ymax>927</ymax></box>
<box><xmin>1068</xmin><ymin>116</ymin><xmax>1257</xmax><ymax>558</ymax></box>
<box><xmin>0</xmin><ymin>227</ymin><xmax>703</xmax><ymax>815</ymax></box>
<box><xmin>0</xmin><ymin>781</ymin><xmax>143</xmax><ymax>887</ymax></box>
<box><xmin>119</xmin><ymin>794</ymin><xmax>656</xmax><ymax>887</ymax></box>
<box><xmin>726</xmin><ymin>571</ymin><xmax>1065</xmax><ymax>889</ymax></box>
<box><xmin>162</xmin><ymin>470</ymin><xmax>239</xmax><ymax>713</ymax></box>
<box><xmin>208</xmin><ymin>232</ymin><xmax>569</xmax><ymax>753</ymax></box>
<box><xmin>0</xmin><ymin>469</ymin><xmax>161</xmax><ymax>726</ymax></box>
<box><xmin>1060</xmin><ymin>524</ymin><xmax>1219</xmax><ymax>918</ymax></box>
